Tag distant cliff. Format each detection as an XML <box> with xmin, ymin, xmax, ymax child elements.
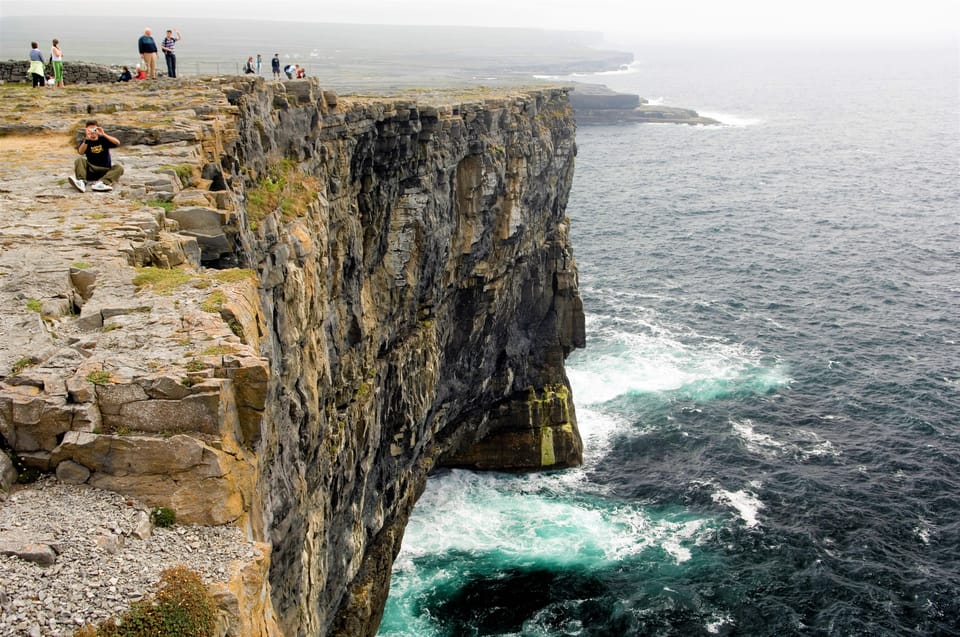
<box><xmin>0</xmin><ymin>77</ymin><xmax>584</xmax><ymax>636</ymax></box>
<box><xmin>569</xmin><ymin>82</ymin><xmax>719</xmax><ymax>125</ymax></box>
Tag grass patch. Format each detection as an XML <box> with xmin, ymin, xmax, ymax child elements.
<box><xmin>147</xmin><ymin>199</ymin><xmax>175</xmax><ymax>213</ymax></box>
<box><xmin>11</xmin><ymin>356</ymin><xmax>38</xmax><ymax>375</ymax></box>
<box><xmin>245</xmin><ymin>158</ymin><xmax>320</xmax><ymax>228</ymax></box>
<box><xmin>75</xmin><ymin>565</ymin><xmax>216</xmax><ymax>637</ymax></box>
<box><xmin>213</xmin><ymin>268</ymin><xmax>257</xmax><ymax>284</ymax></box>
<box><xmin>86</xmin><ymin>370</ymin><xmax>112</xmax><ymax>385</ymax></box>
<box><xmin>132</xmin><ymin>267</ymin><xmax>193</xmax><ymax>294</ymax></box>
<box><xmin>200</xmin><ymin>290</ymin><xmax>227</xmax><ymax>313</ymax></box>
<box><xmin>71</xmin><ymin>261</ymin><xmax>93</xmax><ymax>269</ymax></box>
<box><xmin>201</xmin><ymin>344</ymin><xmax>237</xmax><ymax>356</ymax></box>
<box><xmin>26</xmin><ymin>298</ymin><xmax>42</xmax><ymax>313</ymax></box>
<box><xmin>159</xmin><ymin>163</ymin><xmax>196</xmax><ymax>188</ymax></box>
<box><xmin>150</xmin><ymin>506</ymin><xmax>176</xmax><ymax>527</ymax></box>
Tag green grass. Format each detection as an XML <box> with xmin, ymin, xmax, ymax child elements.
<box><xmin>132</xmin><ymin>267</ymin><xmax>193</xmax><ymax>294</ymax></box>
<box><xmin>11</xmin><ymin>356</ymin><xmax>37</xmax><ymax>375</ymax></box>
<box><xmin>200</xmin><ymin>290</ymin><xmax>227</xmax><ymax>313</ymax></box>
<box><xmin>86</xmin><ymin>370</ymin><xmax>112</xmax><ymax>385</ymax></box>
<box><xmin>245</xmin><ymin>158</ymin><xmax>320</xmax><ymax>228</ymax></box>
<box><xmin>75</xmin><ymin>565</ymin><xmax>216</xmax><ymax>637</ymax></box>
<box><xmin>201</xmin><ymin>344</ymin><xmax>237</xmax><ymax>356</ymax></box>
<box><xmin>147</xmin><ymin>199</ymin><xmax>175</xmax><ymax>213</ymax></box>
<box><xmin>212</xmin><ymin>268</ymin><xmax>257</xmax><ymax>284</ymax></box>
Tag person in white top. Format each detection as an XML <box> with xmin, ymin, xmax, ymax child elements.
<box><xmin>50</xmin><ymin>38</ymin><xmax>64</xmax><ymax>88</ymax></box>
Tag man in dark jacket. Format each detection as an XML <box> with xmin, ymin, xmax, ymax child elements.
<box><xmin>138</xmin><ymin>28</ymin><xmax>158</xmax><ymax>79</ymax></box>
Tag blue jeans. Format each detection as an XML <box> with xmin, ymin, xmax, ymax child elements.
<box><xmin>164</xmin><ymin>52</ymin><xmax>176</xmax><ymax>78</ymax></box>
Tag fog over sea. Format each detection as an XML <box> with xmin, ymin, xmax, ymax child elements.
<box><xmin>378</xmin><ymin>39</ymin><xmax>960</xmax><ymax>636</ymax></box>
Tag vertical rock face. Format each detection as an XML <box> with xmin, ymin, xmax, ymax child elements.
<box><xmin>224</xmin><ymin>81</ymin><xmax>584</xmax><ymax>636</ymax></box>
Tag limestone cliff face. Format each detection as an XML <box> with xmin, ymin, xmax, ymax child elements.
<box><xmin>222</xmin><ymin>80</ymin><xmax>585</xmax><ymax>636</ymax></box>
<box><xmin>0</xmin><ymin>77</ymin><xmax>583</xmax><ymax>637</ymax></box>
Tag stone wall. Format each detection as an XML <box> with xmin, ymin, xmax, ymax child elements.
<box><xmin>0</xmin><ymin>59</ymin><xmax>119</xmax><ymax>84</ymax></box>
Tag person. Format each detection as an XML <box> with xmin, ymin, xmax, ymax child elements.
<box><xmin>256</xmin><ymin>54</ymin><xmax>262</xmax><ymax>75</ymax></box>
<box><xmin>137</xmin><ymin>28</ymin><xmax>158</xmax><ymax>79</ymax></box>
<box><xmin>133</xmin><ymin>65</ymin><xmax>147</xmax><ymax>80</ymax></box>
<box><xmin>244</xmin><ymin>56</ymin><xmax>256</xmax><ymax>74</ymax></box>
<box><xmin>160</xmin><ymin>28</ymin><xmax>181</xmax><ymax>78</ymax></box>
<box><xmin>69</xmin><ymin>120</ymin><xmax>124</xmax><ymax>193</ymax></box>
<box><xmin>28</xmin><ymin>42</ymin><xmax>45</xmax><ymax>88</ymax></box>
<box><xmin>117</xmin><ymin>66</ymin><xmax>132</xmax><ymax>82</ymax></box>
<box><xmin>50</xmin><ymin>38</ymin><xmax>64</xmax><ymax>87</ymax></box>
<box><xmin>271</xmin><ymin>53</ymin><xmax>281</xmax><ymax>80</ymax></box>
<box><xmin>295</xmin><ymin>64</ymin><xmax>306</xmax><ymax>79</ymax></box>
<box><xmin>283</xmin><ymin>63</ymin><xmax>294</xmax><ymax>80</ymax></box>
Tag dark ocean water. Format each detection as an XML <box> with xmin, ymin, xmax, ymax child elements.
<box><xmin>378</xmin><ymin>39</ymin><xmax>960</xmax><ymax>636</ymax></box>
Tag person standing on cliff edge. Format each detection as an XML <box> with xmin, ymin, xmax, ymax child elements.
<box><xmin>138</xmin><ymin>28</ymin><xmax>158</xmax><ymax>79</ymax></box>
<box><xmin>160</xmin><ymin>28</ymin><xmax>181</xmax><ymax>78</ymax></box>
<box><xmin>50</xmin><ymin>39</ymin><xmax>64</xmax><ymax>87</ymax></box>
<box><xmin>69</xmin><ymin>120</ymin><xmax>124</xmax><ymax>193</ymax></box>
<box><xmin>271</xmin><ymin>53</ymin><xmax>281</xmax><ymax>80</ymax></box>
<box><xmin>28</xmin><ymin>42</ymin><xmax>45</xmax><ymax>88</ymax></box>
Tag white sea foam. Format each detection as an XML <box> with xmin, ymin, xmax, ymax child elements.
<box><xmin>731</xmin><ymin>419</ymin><xmax>840</xmax><ymax>461</ymax></box>
<box><xmin>698</xmin><ymin>111</ymin><xmax>764</xmax><ymax>127</ymax></box>
<box><xmin>706</xmin><ymin>613</ymin><xmax>735</xmax><ymax>634</ymax></box>
<box><xmin>712</xmin><ymin>488</ymin><xmax>764</xmax><ymax>528</ymax></box>
<box><xmin>568</xmin><ymin>322</ymin><xmax>789</xmax><ymax>406</ymax></box>
<box><xmin>572</xmin><ymin>404</ymin><xmax>625</xmax><ymax>466</ymax></box>
<box><xmin>397</xmin><ymin>469</ymin><xmax>708</xmax><ymax>571</ymax></box>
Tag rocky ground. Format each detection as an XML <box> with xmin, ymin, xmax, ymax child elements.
<box><xmin>0</xmin><ymin>478</ymin><xmax>261</xmax><ymax>636</ymax></box>
<box><xmin>0</xmin><ymin>81</ymin><xmax>265</xmax><ymax>636</ymax></box>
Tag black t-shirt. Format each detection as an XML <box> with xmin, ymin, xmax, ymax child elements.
<box><xmin>83</xmin><ymin>136</ymin><xmax>118</xmax><ymax>168</ymax></box>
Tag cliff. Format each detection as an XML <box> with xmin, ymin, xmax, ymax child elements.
<box><xmin>0</xmin><ymin>77</ymin><xmax>584</xmax><ymax>636</ymax></box>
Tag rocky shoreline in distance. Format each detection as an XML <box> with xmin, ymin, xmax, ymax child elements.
<box><xmin>568</xmin><ymin>82</ymin><xmax>719</xmax><ymax>126</ymax></box>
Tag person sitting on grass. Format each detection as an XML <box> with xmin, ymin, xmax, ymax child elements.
<box><xmin>69</xmin><ymin>120</ymin><xmax>124</xmax><ymax>193</ymax></box>
<box><xmin>118</xmin><ymin>65</ymin><xmax>132</xmax><ymax>82</ymax></box>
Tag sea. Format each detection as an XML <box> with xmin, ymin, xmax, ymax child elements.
<box><xmin>377</xmin><ymin>37</ymin><xmax>960</xmax><ymax>636</ymax></box>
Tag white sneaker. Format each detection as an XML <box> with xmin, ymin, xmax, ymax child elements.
<box><xmin>90</xmin><ymin>181</ymin><xmax>113</xmax><ymax>192</ymax></box>
<box><xmin>69</xmin><ymin>176</ymin><xmax>85</xmax><ymax>192</ymax></box>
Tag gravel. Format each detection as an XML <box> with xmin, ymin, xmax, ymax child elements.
<box><xmin>0</xmin><ymin>477</ymin><xmax>260</xmax><ymax>636</ymax></box>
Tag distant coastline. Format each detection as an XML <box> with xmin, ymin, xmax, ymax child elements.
<box><xmin>1</xmin><ymin>16</ymin><xmax>716</xmax><ymax>124</ymax></box>
<box><xmin>0</xmin><ymin>16</ymin><xmax>633</xmax><ymax>90</ymax></box>
<box><xmin>567</xmin><ymin>82</ymin><xmax>719</xmax><ymax>125</ymax></box>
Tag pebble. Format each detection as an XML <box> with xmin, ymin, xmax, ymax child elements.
<box><xmin>0</xmin><ymin>478</ymin><xmax>259</xmax><ymax>636</ymax></box>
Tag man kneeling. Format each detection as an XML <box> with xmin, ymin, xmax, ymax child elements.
<box><xmin>69</xmin><ymin>120</ymin><xmax>124</xmax><ymax>192</ymax></box>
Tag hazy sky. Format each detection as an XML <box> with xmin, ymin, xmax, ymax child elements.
<box><xmin>2</xmin><ymin>0</ymin><xmax>958</xmax><ymax>38</ymax></box>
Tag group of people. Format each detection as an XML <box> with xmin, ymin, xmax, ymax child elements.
<box><xmin>27</xmin><ymin>40</ymin><xmax>64</xmax><ymax>88</ymax></box>
<box><xmin>27</xmin><ymin>28</ymin><xmax>182</xmax><ymax>87</ymax></box>
<box><xmin>133</xmin><ymin>27</ymin><xmax>182</xmax><ymax>80</ymax></box>
<box><xmin>246</xmin><ymin>53</ymin><xmax>306</xmax><ymax>79</ymax></box>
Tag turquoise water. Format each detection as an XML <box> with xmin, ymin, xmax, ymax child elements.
<box><xmin>380</xmin><ymin>38</ymin><xmax>959</xmax><ymax>636</ymax></box>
